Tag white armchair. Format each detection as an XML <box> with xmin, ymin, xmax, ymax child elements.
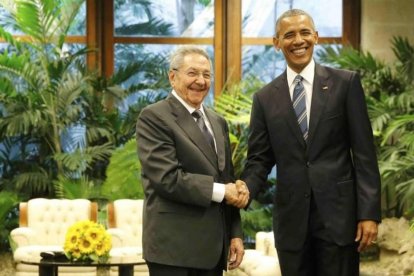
<box><xmin>11</xmin><ymin>198</ymin><xmax>98</xmax><ymax>276</ymax></box>
<box><xmin>225</xmin><ymin>231</ymin><xmax>281</xmax><ymax>276</ymax></box>
<box><xmin>107</xmin><ymin>199</ymin><xmax>149</xmax><ymax>276</ymax></box>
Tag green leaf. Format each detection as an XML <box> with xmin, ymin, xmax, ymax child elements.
<box><xmin>101</xmin><ymin>139</ymin><xmax>144</xmax><ymax>200</ymax></box>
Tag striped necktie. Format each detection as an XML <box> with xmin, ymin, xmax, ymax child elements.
<box><xmin>293</xmin><ymin>75</ymin><xmax>308</xmax><ymax>140</ymax></box>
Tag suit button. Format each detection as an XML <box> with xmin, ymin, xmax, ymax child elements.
<box><xmin>306</xmin><ymin>161</ymin><xmax>310</xmax><ymax>167</ymax></box>
<box><xmin>304</xmin><ymin>193</ymin><xmax>310</xmax><ymax>198</ymax></box>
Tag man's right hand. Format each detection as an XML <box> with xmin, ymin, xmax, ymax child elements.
<box><xmin>224</xmin><ymin>180</ymin><xmax>249</xmax><ymax>208</ymax></box>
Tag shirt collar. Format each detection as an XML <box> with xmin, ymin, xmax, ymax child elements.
<box><xmin>171</xmin><ymin>90</ymin><xmax>206</xmax><ymax>116</ymax></box>
<box><xmin>287</xmin><ymin>59</ymin><xmax>315</xmax><ymax>86</ymax></box>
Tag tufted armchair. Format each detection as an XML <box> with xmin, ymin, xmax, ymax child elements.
<box><xmin>107</xmin><ymin>199</ymin><xmax>149</xmax><ymax>276</ymax></box>
<box><xmin>11</xmin><ymin>198</ymin><xmax>98</xmax><ymax>276</ymax></box>
<box><xmin>224</xmin><ymin>231</ymin><xmax>281</xmax><ymax>276</ymax></box>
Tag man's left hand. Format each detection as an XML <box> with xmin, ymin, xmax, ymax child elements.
<box><xmin>228</xmin><ymin>237</ymin><xmax>244</xmax><ymax>270</ymax></box>
<box><xmin>355</xmin><ymin>220</ymin><xmax>378</xmax><ymax>252</ymax></box>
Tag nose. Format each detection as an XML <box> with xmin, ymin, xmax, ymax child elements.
<box><xmin>293</xmin><ymin>33</ymin><xmax>305</xmax><ymax>44</ymax></box>
<box><xmin>194</xmin><ymin>74</ymin><xmax>207</xmax><ymax>84</ymax></box>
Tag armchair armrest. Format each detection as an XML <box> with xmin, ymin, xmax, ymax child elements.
<box><xmin>107</xmin><ymin>228</ymin><xmax>133</xmax><ymax>248</ymax></box>
<box><xmin>10</xmin><ymin>227</ymin><xmax>38</xmax><ymax>247</ymax></box>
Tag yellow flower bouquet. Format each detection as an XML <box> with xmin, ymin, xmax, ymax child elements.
<box><xmin>64</xmin><ymin>220</ymin><xmax>112</xmax><ymax>262</ymax></box>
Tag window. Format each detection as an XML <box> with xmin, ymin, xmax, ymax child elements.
<box><xmin>1</xmin><ymin>0</ymin><xmax>360</xmax><ymax>96</ymax></box>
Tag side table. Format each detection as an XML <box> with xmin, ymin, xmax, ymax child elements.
<box><xmin>22</xmin><ymin>259</ymin><xmax>146</xmax><ymax>276</ymax></box>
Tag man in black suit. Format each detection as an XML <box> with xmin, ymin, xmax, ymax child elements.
<box><xmin>136</xmin><ymin>46</ymin><xmax>249</xmax><ymax>276</ymax></box>
<box><xmin>242</xmin><ymin>9</ymin><xmax>381</xmax><ymax>276</ymax></box>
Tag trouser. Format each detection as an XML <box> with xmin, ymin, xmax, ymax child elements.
<box><xmin>277</xmin><ymin>193</ymin><xmax>359</xmax><ymax>276</ymax></box>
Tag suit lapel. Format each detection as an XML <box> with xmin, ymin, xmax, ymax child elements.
<box><xmin>205</xmin><ymin>108</ymin><xmax>225</xmax><ymax>172</ymax></box>
<box><xmin>167</xmin><ymin>96</ymin><xmax>218</xmax><ymax>169</ymax></box>
<box><xmin>275</xmin><ymin>73</ymin><xmax>307</xmax><ymax>148</ymax></box>
<box><xmin>308</xmin><ymin>64</ymin><xmax>330</xmax><ymax>147</ymax></box>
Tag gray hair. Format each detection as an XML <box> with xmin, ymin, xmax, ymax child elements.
<box><xmin>169</xmin><ymin>45</ymin><xmax>212</xmax><ymax>71</ymax></box>
<box><xmin>275</xmin><ymin>9</ymin><xmax>316</xmax><ymax>37</ymax></box>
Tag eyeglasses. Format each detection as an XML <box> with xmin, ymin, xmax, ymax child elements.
<box><xmin>173</xmin><ymin>69</ymin><xmax>213</xmax><ymax>80</ymax></box>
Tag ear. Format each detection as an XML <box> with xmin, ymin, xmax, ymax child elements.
<box><xmin>314</xmin><ymin>31</ymin><xmax>319</xmax><ymax>44</ymax></box>
<box><xmin>168</xmin><ymin>70</ymin><xmax>176</xmax><ymax>87</ymax></box>
<box><xmin>273</xmin><ymin>36</ymin><xmax>280</xmax><ymax>51</ymax></box>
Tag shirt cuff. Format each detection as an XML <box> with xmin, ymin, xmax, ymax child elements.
<box><xmin>212</xmin><ymin>183</ymin><xmax>225</xmax><ymax>202</ymax></box>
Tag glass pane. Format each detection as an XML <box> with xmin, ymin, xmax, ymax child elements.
<box><xmin>114</xmin><ymin>44</ymin><xmax>215</xmax><ymax>110</ymax></box>
<box><xmin>0</xmin><ymin>5</ymin><xmax>21</xmax><ymax>34</ymax></box>
<box><xmin>242</xmin><ymin>44</ymin><xmax>338</xmax><ymax>83</ymax></box>
<box><xmin>242</xmin><ymin>0</ymin><xmax>342</xmax><ymax>37</ymax></box>
<box><xmin>114</xmin><ymin>0</ymin><xmax>215</xmax><ymax>37</ymax></box>
<box><xmin>68</xmin><ymin>2</ymin><xmax>86</xmax><ymax>35</ymax></box>
<box><xmin>0</xmin><ymin>42</ymin><xmax>13</xmax><ymax>53</ymax></box>
<box><xmin>242</xmin><ymin>45</ymin><xmax>285</xmax><ymax>84</ymax></box>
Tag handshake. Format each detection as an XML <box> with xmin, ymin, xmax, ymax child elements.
<box><xmin>224</xmin><ymin>180</ymin><xmax>250</xmax><ymax>208</ymax></box>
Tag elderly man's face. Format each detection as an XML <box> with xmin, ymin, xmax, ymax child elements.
<box><xmin>273</xmin><ymin>14</ymin><xmax>318</xmax><ymax>73</ymax></box>
<box><xmin>169</xmin><ymin>53</ymin><xmax>212</xmax><ymax>109</ymax></box>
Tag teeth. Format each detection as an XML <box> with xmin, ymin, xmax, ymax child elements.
<box><xmin>292</xmin><ymin>48</ymin><xmax>306</xmax><ymax>55</ymax></box>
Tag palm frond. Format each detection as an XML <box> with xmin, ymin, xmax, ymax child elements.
<box><xmin>14</xmin><ymin>169</ymin><xmax>50</xmax><ymax>194</ymax></box>
<box><xmin>381</xmin><ymin>114</ymin><xmax>414</xmax><ymax>146</ymax></box>
<box><xmin>0</xmin><ymin>26</ymin><xmax>23</xmax><ymax>51</ymax></box>
<box><xmin>215</xmin><ymin>93</ymin><xmax>252</xmax><ymax>124</ymax></box>
<box><xmin>54</xmin><ymin>142</ymin><xmax>114</xmax><ymax>172</ymax></box>
<box><xmin>13</xmin><ymin>0</ymin><xmax>83</xmax><ymax>47</ymax></box>
<box><xmin>101</xmin><ymin>139</ymin><xmax>144</xmax><ymax>200</ymax></box>
<box><xmin>317</xmin><ymin>45</ymin><xmax>385</xmax><ymax>74</ymax></box>
<box><xmin>385</xmin><ymin>88</ymin><xmax>414</xmax><ymax>112</ymax></box>
<box><xmin>391</xmin><ymin>36</ymin><xmax>414</xmax><ymax>82</ymax></box>
<box><xmin>0</xmin><ymin>191</ymin><xmax>21</xmax><ymax>223</ymax></box>
<box><xmin>114</xmin><ymin>18</ymin><xmax>173</xmax><ymax>36</ymax></box>
<box><xmin>0</xmin><ymin>109</ymin><xmax>43</xmax><ymax>136</ymax></box>
<box><xmin>110</xmin><ymin>62</ymin><xmax>145</xmax><ymax>85</ymax></box>
<box><xmin>54</xmin><ymin>0</ymin><xmax>84</xmax><ymax>48</ymax></box>
<box><xmin>0</xmin><ymin>76</ymin><xmax>16</xmax><ymax>100</ymax></box>
<box><xmin>53</xmin><ymin>174</ymin><xmax>99</xmax><ymax>199</ymax></box>
<box><xmin>14</xmin><ymin>0</ymin><xmax>43</xmax><ymax>42</ymax></box>
<box><xmin>0</xmin><ymin>51</ymin><xmax>32</xmax><ymax>84</ymax></box>
<box><xmin>85</xmin><ymin>126</ymin><xmax>114</xmax><ymax>144</ymax></box>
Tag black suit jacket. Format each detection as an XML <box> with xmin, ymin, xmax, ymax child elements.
<box><xmin>136</xmin><ymin>95</ymin><xmax>242</xmax><ymax>269</ymax></box>
<box><xmin>242</xmin><ymin>64</ymin><xmax>381</xmax><ymax>251</ymax></box>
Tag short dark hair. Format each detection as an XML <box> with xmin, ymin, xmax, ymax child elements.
<box><xmin>274</xmin><ymin>9</ymin><xmax>316</xmax><ymax>37</ymax></box>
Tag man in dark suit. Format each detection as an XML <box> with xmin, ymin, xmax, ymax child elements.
<box><xmin>136</xmin><ymin>46</ymin><xmax>249</xmax><ymax>276</ymax></box>
<box><xmin>242</xmin><ymin>9</ymin><xmax>381</xmax><ymax>276</ymax></box>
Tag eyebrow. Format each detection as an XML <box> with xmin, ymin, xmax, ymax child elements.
<box><xmin>283</xmin><ymin>28</ymin><xmax>313</xmax><ymax>36</ymax></box>
<box><xmin>185</xmin><ymin>67</ymin><xmax>211</xmax><ymax>72</ymax></box>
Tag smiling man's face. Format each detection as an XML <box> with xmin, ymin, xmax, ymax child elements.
<box><xmin>169</xmin><ymin>53</ymin><xmax>211</xmax><ymax>109</ymax></box>
<box><xmin>273</xmin><ymin>14</ymin><xmax>318</xmax><ymax>73</ymax></box>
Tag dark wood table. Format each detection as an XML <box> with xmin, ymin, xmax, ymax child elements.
<box><xmin>22</xmin><ymin>258</ymin><xmax>146</xmax><ymax>276</ymax></box>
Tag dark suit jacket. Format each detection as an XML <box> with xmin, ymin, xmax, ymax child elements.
<box><xmin>136</xmin><ymin>95</ymin><xmax>242</xmax><ymax>269</ymax></box>
<box><xmin>242</xmin><ymin>64</ymin><xmax>381</xmax><ymax>251</ymax></box>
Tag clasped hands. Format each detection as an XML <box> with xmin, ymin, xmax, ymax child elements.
<box><xmin>225</xmin><ymin>180</ymin><xmax>249</xmax><ymax>208</ymax></box>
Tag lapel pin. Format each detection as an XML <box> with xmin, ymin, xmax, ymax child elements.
<box><xmin>322</xmin><ymin>86</ymin><xmax>328</xmax><ymax>91</ymax></box>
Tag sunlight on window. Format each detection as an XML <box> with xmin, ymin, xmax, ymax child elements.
<box><xmin>114</xmin><ymin>0</ymin><xmax>215</xmax><ymax>37</ymax></box>
<box><xmin>242</xmin><ymin>0</ymin><xmax>342</xmax><ymax>37</ymax></box>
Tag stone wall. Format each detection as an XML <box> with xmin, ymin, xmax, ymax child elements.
<box><xmin>361</xmin><ymin>0</ymin><xmax>414</xmax><ymax>63</ymax></box>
